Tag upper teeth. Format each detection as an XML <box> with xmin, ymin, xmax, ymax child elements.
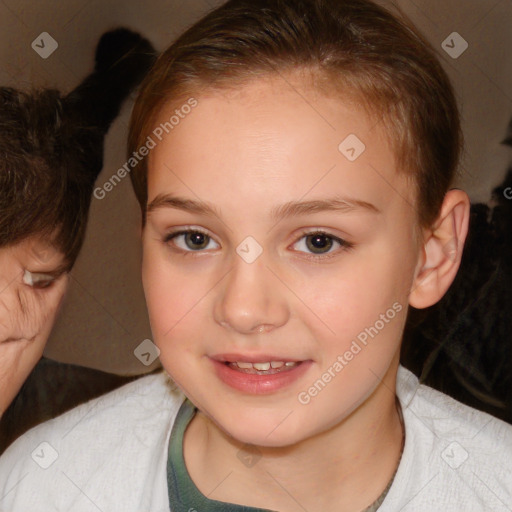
<box><xmin>235</xmin><ymin>361</ymin><xmax>297</xmax><ymax>370</ymax></box>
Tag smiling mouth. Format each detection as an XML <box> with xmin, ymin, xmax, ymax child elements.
<box><xmin>225</xmin><ymin>361</ymin><xmax>302</xmax><ymax>375</ymax></box>
<box><xmin>213</xmin><ymin>357</ymin><xmax>312</xmax><ymax>394</ymax></box>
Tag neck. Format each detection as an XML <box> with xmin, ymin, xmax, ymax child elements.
<box><xmin>184</xmin><ymin>360</ymin><xmax>403</xmax><ymax>512</ymax></box>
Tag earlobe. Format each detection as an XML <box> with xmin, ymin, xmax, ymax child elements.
<box><xmin>409</xmin><ymin>189</ymin><xmax>470</xmax><ymax>309</ymax></box>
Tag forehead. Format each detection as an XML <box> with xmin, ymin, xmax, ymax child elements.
<box><xmin>147</xmin><ymin>77</ymin><xmax>413</xmax><ymax>221</ymax></box>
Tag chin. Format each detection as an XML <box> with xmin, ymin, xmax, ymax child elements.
<box><xmin>208</xmin><ymin>406</ymin><xmax>312</xmax><ymax>448</ymax></box>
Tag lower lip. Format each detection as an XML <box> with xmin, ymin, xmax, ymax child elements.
<box><xmin>211</xmin><ymin>359</ymin><xmax>312</xmax><ymax>394</ymax></box>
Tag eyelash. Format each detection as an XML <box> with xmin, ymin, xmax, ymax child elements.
<box><xmin>162</xmin><ymin>228</ymin><xmax>354</xmax><ymax>260</ymax></box>
<box><xmin>32</xmin><ymin>280</ymin><xmax>55</xmax><ymax>290</ymax></box>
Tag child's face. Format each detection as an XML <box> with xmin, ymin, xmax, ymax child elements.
<box><xmin>143</xmin><ymin>76</ymin><xmax>422</xmax><ymax>446</ymax></box>
<box><xmin>0</xmin><ymin>237</ymin><xmax>68</xmax><ymax>414</ymax></box>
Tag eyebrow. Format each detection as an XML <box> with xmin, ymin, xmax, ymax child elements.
<box><xmin>146</xmin><ymin>193</ymin><xmax>380</xmax><ymax>221</ymax></box>
<box><xmin>41</xmin><ymin>266</ymin><xmax>68</xmax><ymax>277</ymax></box>
<box><xmin>30</xmin><ymin>263</ymin><xmax>70</xmax><ymax>278</ymax></box>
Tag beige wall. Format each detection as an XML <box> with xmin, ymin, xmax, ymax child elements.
<box><xmin>1</xmin><ymin>0</ymin><xmax>510</xmax><ymax>374</ymax></box>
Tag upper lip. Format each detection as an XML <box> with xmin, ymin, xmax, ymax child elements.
<box><xmin>211</xmin><ymin>353</ymin><xmax>305</xmax><ymax>363</ymax></box>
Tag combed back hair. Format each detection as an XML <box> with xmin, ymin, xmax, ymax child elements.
<box><xmin>0</xmin><ymin>87</ymin><xmax>93</xmax><ymax>269</ymax></box>
<box><xmin>128</xmin><ymin>0</ymin><xmax>462</xmax><ymax>228</ymax></box>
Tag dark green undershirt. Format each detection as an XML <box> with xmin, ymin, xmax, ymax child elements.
<box><xmin>167</xmin><ymin>398</ymin><xmax>393</xmax><ymax>512</ymax></box>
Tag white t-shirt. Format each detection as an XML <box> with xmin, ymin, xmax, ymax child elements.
<box><xmin>0</xmin><ymin>366</ymin><xmax>511</xmax><ymax>511</ymax></box>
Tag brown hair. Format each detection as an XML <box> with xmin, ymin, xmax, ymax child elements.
<box><xmin>128</xmin><ymin>0</ymin><xmax>462</xmax><ymax>228</ymax></box>
<box><xmin>0</xmin><ymin>88</ymin><xmax>93</xmax><ymax>269</ymax></box>
<box><xmin>0</xmin><ymin>29</ymin><xmax>156</xmax><ymax>269</ymax></box>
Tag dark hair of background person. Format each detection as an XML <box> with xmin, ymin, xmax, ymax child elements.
<box><xmin>0</xmin><ymin>28</ymin><xmax>156</xmax><ymax>270</ymax></box>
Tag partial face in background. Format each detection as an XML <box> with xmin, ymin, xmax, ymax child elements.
<box><xmin>142</xmin><ymin>76</ymin><xmax>422</xmax><ymax>447</ymax></box>
<box><xmin>0</xmin><ymin>237</ymin><xmax>68</xmax><ymax>414</ymax></box>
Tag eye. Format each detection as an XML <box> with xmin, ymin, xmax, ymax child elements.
<box><xmin>291</xmin><ymin>231</ymin><xmax>354</xmax><ymax>258</ymax></box>
<box><xmin>163</xmin><ymin>229</ymin><xmax>220</xmax><ymax>253</ymax></box>
<box><xmin>162</xmin><ymin>228</ymin><xmax>353</xmax><ymax>259</ymax></box>
<box><xmin>23</xmin><ymin>270</ymin><xmax>56</xmax><ymax>289</ymax></box>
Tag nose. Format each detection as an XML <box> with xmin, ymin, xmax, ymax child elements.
<box><xmin>214</xmin><ymin>253</ymin><xmax>290</xmax><ymax>335</ymax></box>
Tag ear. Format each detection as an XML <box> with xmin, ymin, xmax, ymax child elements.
<box><xmin>409</xmin><ymin>189</ymin><xmax>470</xmax><ymax>309</ymax></box>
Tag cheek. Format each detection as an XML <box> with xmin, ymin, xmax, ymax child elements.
<box><xmin>43</xmin><ymin>281</ymin><xmax>68</xmax><ymax>324</ymax></box>
<box><xmin>300</xmin><ymin>250</ymin><xmax>410</xmax><ymax>354</ymax></box>
<box><xmin>304</xmin><ymin>262</ymin><xmax>392</xmax><ymax>318</ymax></box>
<box><xmin>29</xmin><ymin>283</ymin><xmax>67</xmax><ymax>342</ymax></box>
<box><xmin>142</xmin><ymin>256</ymin><xmax>209</xmax><ymax>397</ymax></box>
<box><xmin>142</xmin><ymin>250</ymin><xmax>209</xmax><ymax>351</ymax></box>
<box><xmin>37</xmin><ymin>304</ymin><xmax>61</xmax><ymax>341</ymax></box>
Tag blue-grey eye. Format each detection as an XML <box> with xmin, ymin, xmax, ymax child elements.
<box><xmin>306</xmin><ymin>233</ymin><xmax>334</xmax><ymax>254</ymax></box>
<box><xmin>165</xmin><ymin>230</ymin><xmax>220</xmax><ymax>252</ymax></box>
<box><xmin>293</xmin><ymin>232</ymin><xmax>342</xmax><ymax>255</ymax></box>
<box><xmin>184</xmin><ymin>232</ymin><xmax>209</xmax><ymax>250</ymax></box>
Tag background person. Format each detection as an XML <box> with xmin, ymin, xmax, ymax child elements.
<box><xmin>0</xmin><ymin>28</ymin><xmax>155</xmax><ymax>444</ymax></box>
